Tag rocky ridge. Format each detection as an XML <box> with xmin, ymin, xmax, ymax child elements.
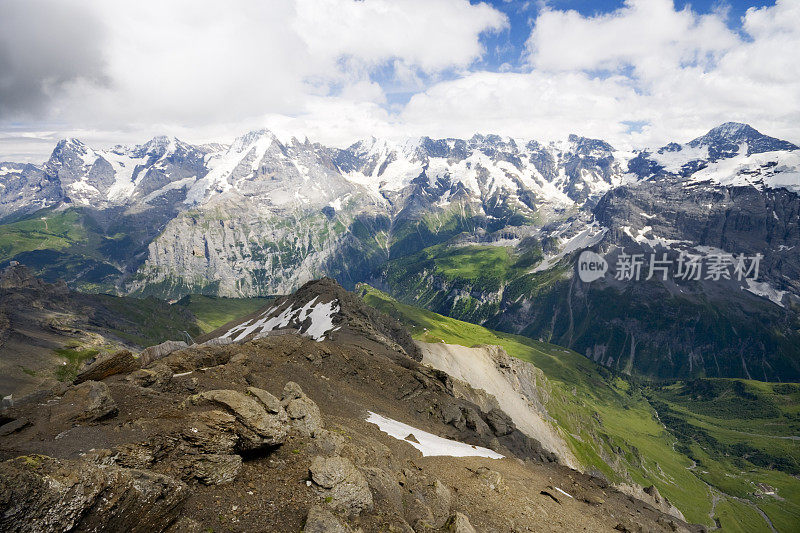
<box><xmin>0</xmin><ymin>279</ymin><xmax>702</xmax><ymax>532</ymax></box>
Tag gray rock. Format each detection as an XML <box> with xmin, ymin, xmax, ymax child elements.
<box><xmin>0</xmin><ymin>417</ymin><xmax>30</xmax><ymax>437</ymax></box>
<box><xmin>407</xmin><ymin>479</ymin><xmax>452</xmax><ymax>529</ymax></box>
<box><xmin>281</xmin><ymin>382</ymin><xmax>323</xmax><ymax>437</ymax></box>
<box><xmin>361</xmin><ymin>466</ymin><xmax>403</xmax><ymax>513</ymax></box>
<box><xmin>49</xmin><ymin>381</ymin><xmax>117</xmax><ymax>424</ymax></box>
<box><xmin>182</xmin><ymin>409</ymin><xmax>240</xmax><ymax>454</ymax></box>
<box><xmin>139</xmin><ymin>340</ymin><xmax>188</xmax><ymax>367</ymax></box>
<box><xmin>198</xmin><ymin>337</ymin><xmax>233</xmax><ymax>348</ymax></box>
<box><xmin>0</xmin><ymin>455</ymin><xmax>187</xmax><ymax>533</ymax></box>
<box><xmin>75</xmin><ymin>350</ymin><xmax>140</xmax><ymax>384</ymax></box>
<box><xmin>447</xmin><ymin>512</ymin><xmax>477</xmax><ymax>533</ymax></box>
<box><xmin>309</xmin><ymin>455</ymin><xmax>373</xmax><ymax>516</ymax></box>
<box><xmin>247</xmin><ymin>386</ymin><xmax>283</xmax><ymax>414</ymax></box>
<box><xmin>303</xmin><ymin>504</ymin><xmax>351</xmax><ymax>533</ymax></box>
<box><xmin>185</xmin><ymin>453</ymin><xmax>242</xmax><ymax>485</ymax></box>
<box><xmin>189</xmin><ymin>390</ymin><xmax>287</xmax><ymax>449</ymax></box>
<box><xmin>126</xmin><ymin>363</ymin><xmax>173</xmax><ymax>388</ymax></box>
<box><xmin>309</xmin><ymin>429</ymin><xmax>346</xmax><ymax>456</ymax></box>
<box><xmin>1</xmin><ymin>394</ymin><xmax>12</xmax><ymax>408</ymax></box>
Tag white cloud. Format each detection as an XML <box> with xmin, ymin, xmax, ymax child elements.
<box><xmin>0</xmin><ymin>0</ymin><xmax>507</xmax><ymax>159</ymax></box>
<box><xmin>395</xmin><ymin>0</ymin><xmax>800</xmax><ymax>150</ymax></box>
<box><xmin>1</xmin><ymin>0</ymin><xmax>799</xmax><ymax>162</ymax></box>
<box><xmin>513</xmin><ymin>0</ymin><xmax>800</xmax><ymax>147</ymax></box>
<box><xmin>293</xmin><ymin>0</ymin><xmax>507</xmax><ymax>73</ymax></box>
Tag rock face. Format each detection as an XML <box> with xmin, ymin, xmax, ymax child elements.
<box><xmin>309</xmin><ymin>455</ymin><xmax>374</xmax><ymax>516</ymax></box>
<box><xmin>49</xmin><ymin>380</ymin><xmax>118</xmax><ymax>424</ymax></box>
<box><xmin>139</xmin><ymin>340</ymin><xmax>189</xmax><ymax>367</ymax></box>
<box><xmin>282</xmin><ymin>382</ymin><xmax>323</xmax><ymax>437</ymax></box>
<box><xmin>75</xmin><ymin>350</ymin><xmax>140</xmax><ymax>384</ymax></box>
<box><xmin>0</xmin><ymin>299</ymin><xmax>704</xmax><ymax>533</ymax></box>
<box><xmin>304</xmin><ymin>504</ymin><xmax>352</xmax><ymax>533</ymax></box>
<box><xmin>189</xmin><ymin>389</ymin><xmax>288</xmax><ymax>449</ymax></box>
<box><xmin>0</xmin><ymin>455</ymin><xmax>187</xmax><ymax>533</ymax></box>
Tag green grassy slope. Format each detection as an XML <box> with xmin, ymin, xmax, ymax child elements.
<box><xmin>0</xmin><ymin>208</ymin><xmax>124</xmax><ymax>292</ymax></box>
<box><xmin>358</xmin><ymin>284</ymin><xmax>799</xmax><ymax>531</ymax></box>
<box><xmin>0</xmin><ymin>209</ymin><xmax>87</xmax><ymax>260</ymax></box>
<box><xmin>649</xmin><ymin>380</ymin><xmax>800</xmax><ymax>532</ymax></box>
<box><xmin>175</xmin><ymin>294</ymin><xmax>271</xmax><ymax>333</ymax></box>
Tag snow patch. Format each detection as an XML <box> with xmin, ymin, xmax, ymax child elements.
<box><xmin>745</xmin><ymin>279</ymin><xmax>787</xmax><ymax>307</ymax></box>
<box><xmin>366</xmin><ymin>411</ymin><xmax>504</xmax><ymax>459</ymax></box>
<box><xmin>221</xmin><ymin>298</ymin><xmax>340</xmax><ymax>342</ymax></box>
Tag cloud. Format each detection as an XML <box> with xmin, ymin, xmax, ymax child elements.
<box><xmin>0</xmin><ymin>0</ymin><xmax>506</xmax><ymax>155</ymax></box>
<box><xmin>0</xmin><ymin>0</ymin><xmax>798</xmax><ymax>162</ymax></box>
<box><xmin>395</xmin><ymin>0</ymin><xmax>800</xmax><ymax>150</ymax></box>
<box><xmin>511</xmin><ymin>0</ymin><xmax>800</xmax><ymax>146</ymax></box>
<box><xmin>0</xmin><ymin>0</ymin><xmax>108</xmax><ymax>118</ymax></box>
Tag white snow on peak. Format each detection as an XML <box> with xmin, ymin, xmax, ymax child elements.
<box><xmin>533</xmin><ymin>223</ymin><xmax>608</xmax><ymax>272</ymax></box>
<box><xmin>687</xmin><ymin>147</ymin><xmax>800</xmax><ymax>193</ymax></box>
<box><xmin>185</xmin><ymin>129</ymin><xmax>289</xmax><ymax>204</ymax></box>
<box><xmin>651</xmin><ymin>144</ymin><xmax>709</xmax><ymax>173</ymax></box>
<box><xmin>221</xmin><ymin>297</ymin><xmax>340</xmax><ymax>342</ymax></box>
<box><xmin>366</xmin><ymin>411</ymin><xmax>504</xmax><ymax>459</ymax></box>
<box><xmin>104</xmin><ymin>151</ymin><xmax>149</xmax><ymax>201</ymax></box>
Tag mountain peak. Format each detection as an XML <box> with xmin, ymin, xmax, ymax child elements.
<box><xmin>689</xmin><ymin>122</ymin><xmax>798</xmax><ymax>156</ymax></box>
<box><xmin>231</xmin><ymin>128</ymin><xmax>280</xmax><ymax>152</ymax></box>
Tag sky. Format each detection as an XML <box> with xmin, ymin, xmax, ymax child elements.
<box><xmin>0</xmin><ymin>0</ymin><xmax>798</xmax><ymax>162</ymax></box>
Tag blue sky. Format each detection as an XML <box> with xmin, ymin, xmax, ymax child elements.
<box><xmin>0</xmin><ymin>0</ymin><xmax>796</xmax><ymax>161</ymax></box>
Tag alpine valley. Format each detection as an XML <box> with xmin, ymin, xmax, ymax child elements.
<box><xmin>1</xmin><ymin>122</ymin><xmax>799</xmax><ymax>382</ymax></box>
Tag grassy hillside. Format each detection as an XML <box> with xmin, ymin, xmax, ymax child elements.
<box><xmin>175</xmin><ymin>294</ymin><xmax>271</xmax><ymax>333</ymax></box>
<box><xmin>358</xmin><ymin>284</ymin><xmax>800</xmax><ymax>531</ymax></box>
<box><xmin>0</xmin><ymin>208</ymin><xmax>125</xmax><ymax>292</ymax></box>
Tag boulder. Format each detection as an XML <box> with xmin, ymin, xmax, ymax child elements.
<box><xmin>183</xmin><ymin>409</ymin><xmax>240</xmax><ymax>454</ymax></box>
<box><xmin>181</xmin><ymin>453</ymin><xmax>242</xmax><ymax>485</ymax></box>
<box><xmin>447</xmin><ymin>512</ymin><xmax>477</xmax><ymax>533</ymax></box>
<box><xmin>304</xmin><ymin>504</ymin><xmax>351</xmax><ymax>533</ymax></box>
<box><xmin>49</xmin><ymin>381</ymin><xmax>117</xmax><ymax>424</ymax></box>
<box><xmin>126</xmin><ymin>364</ymin><xmax>174</xmax><ymax>388</ymax></box>
<box><xmin>75</xmin><ymin>350</ymin><xmax>140</xmax><ymax>384</ymax></box>
<box><xmin>406</xmin><ymin>478</ymin><xmax>452</xmax><ymax>529</ymax></box>
<box><xmin>246</xmin><ymin>386</ymin><xmax>283</xmax><ymax>414</ymax></box>
<box><xmin>361</xmin><ymin>466</ymin><xmax>403</xmax><ymax>513</ymax></box>
<box><xmin>139</xmin><ymin>340</ymin><xmax>189</xmax><ymax>367</ymax></box>
<box><xmin>281</xmin><ymin>381</ymin><xmax>323</xmax><ymax>437</ymax></box>
<box><xmin>309</xmin><ymin>455</ymin><xmax>373</xmax><ymax>516</ymax></box>
<box><xmin>189</xmin><ymin>389</ymin><xmax>287</xmax><ymax>449</ymax></box>
<box><xmin>198</xmin><ymin>337</ymin><xmax>233</xmax><ymax>348</ymax></box>
<box><xmin>485</xmin><ymin>408</ymin><xmax>515</xmax><ymax>436</ymax></box>
<box><xmin>309</xmin><ymin>429</ymin><xmax>346</xmax><ymax>457</ymax></box>
<box><xmin>0</xmin><ymin>455</ymin><xmax>187</xmax><ymax>533</ymax></box>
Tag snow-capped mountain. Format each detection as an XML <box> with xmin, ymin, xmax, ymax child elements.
<box><xmin>2</xmin><ymin>122</ymin><xmax>799</xmax><ymax>379</ymax></box>
<box><xmin>1</xmin><ymin>123</ymin><xmax>799</xmax><ymax>297</ymax></box>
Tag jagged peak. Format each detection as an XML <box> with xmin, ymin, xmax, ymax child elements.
<box><xmin>691</xmin><ymin>122</ymin><xmax>759</xmax><ymax>144</ymax></box>
<box><xmin>688</xmin><ymin>122</ymin><xmax>798</xmax><ymax>155</ymax></box>
<box><xmin>231</xmin><ymin>128</ymin><xmax>280</xmax><ymax>152</ymax></box>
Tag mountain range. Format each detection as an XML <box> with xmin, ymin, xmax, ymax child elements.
<box><xmin>1</xmin><ymin>122</ymin><xmax>798</xmax><ymax>381</ymax></box>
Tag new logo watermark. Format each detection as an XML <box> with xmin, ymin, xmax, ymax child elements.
<box><xmin>577</xmin><ymin>251</ymin><xmax>608</xmax><ymax>282</ymax></box>
<box><xmin>577</xmin><ymin>250</ymin><xmax>763</xmax><ymax>283</ymax></box>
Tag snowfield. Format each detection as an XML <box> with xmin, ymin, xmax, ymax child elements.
<box><xmin>366</xmin><ymin>411</ymin><xmax>504</xmax><ymax>459</ymax></box>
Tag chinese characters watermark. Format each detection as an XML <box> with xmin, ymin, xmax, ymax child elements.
<box><xmin>578</xmin><ymin>250</ymin><xmax>763</xmax><ymax>283</ymax></box>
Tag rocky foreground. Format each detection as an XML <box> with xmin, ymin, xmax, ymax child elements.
<box><xmin>0</xmin><ymin>280</ymin><xmax>704</xmax><ymax>532</ymax></box>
